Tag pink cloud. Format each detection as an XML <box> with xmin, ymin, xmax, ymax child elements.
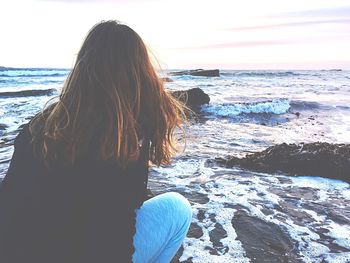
<box><xmin>227</xmin><ymin>19</ymin><xmax>350</xmax><ymax>32</ymax></box>
<box><xmin>174</xmin><ymin>40</ymin><xmax>297</xmax><ymax>50</ymax></box>
<box><xmin>37</xmin><ymin>0</ymin><xmax>158</xmax><ymax>2</ymax></box>
<box><xmin>274</xmin><ymin>6</ymin><xmax>350</xmax><ymax>19</ymax></box>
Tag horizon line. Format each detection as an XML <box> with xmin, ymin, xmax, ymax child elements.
<box><xmin>1</xmin><ymin>66</ymin><xmax>349</xmax><ymax>71</ymax></box>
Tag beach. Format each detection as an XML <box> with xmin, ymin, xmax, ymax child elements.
<box><xmin>1</xmin><ymin>68</ymin><xmax>350</xmax><ymax>262</ymax></box>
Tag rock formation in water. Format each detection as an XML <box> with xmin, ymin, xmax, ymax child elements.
<box><xmin>215</xmin><ymin>142</ymin><xmax>350</xmax><ymax>182</ymax></box>
<box><xmin>161</xmin><ymin>77</ymin><xmax>173</xmax><ymax>82</ymax></box>
<box><xmin>170</xmin><ymin>69</ymin><xmax>220</xmax><ymax>77</ymax></box>
<box><xmin>0</xmin><ymin>124</ymin><xmax>8</xmax><ymax>131</ymax></box>
<box><xmin>171</xmin><ymin>88</ymin><xmax>210</xmax><ymax>107</ymax></box>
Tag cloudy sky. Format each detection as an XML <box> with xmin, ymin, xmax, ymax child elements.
<box><xmin>1</xmin><ymin>0</ymin><xmax>349</xmax><ymax>69</ymax></box>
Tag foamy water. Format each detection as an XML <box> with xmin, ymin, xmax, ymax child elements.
<box><xmin>1</xmin><ymin>68</ymin><xmax>350</xmax><ymax>262</ymax></box>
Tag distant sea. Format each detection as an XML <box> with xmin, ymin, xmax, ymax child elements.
<box><xmin>1</xmin><ymin>67</ymin><xmax>350</xmax><ymax>262</ymax></box>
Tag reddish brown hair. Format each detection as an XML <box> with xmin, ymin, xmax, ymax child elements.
<box><xmin>29</xmin><ymin>20</ymin><xmax>186</xmax><ymax>167</ymax></box>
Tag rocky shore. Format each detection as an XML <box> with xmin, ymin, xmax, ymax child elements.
<box><xmin>214</xmin><ymin>142</ymin><xmax>350</xmax><ymax>183</ymax></box>
<box><xmin>1</xmin><ymin>81</ymin><xmax>350</xmax><ymax>263</ymax></box>
<box><xmin>171</xmin><ymin>88</ymin><xmax>210</xmax><ymax>107</ymax></box>
<box><xmin>170</xmin><ymin>69</ymin><xmax>220</xmax><ymax>77</ymax></box>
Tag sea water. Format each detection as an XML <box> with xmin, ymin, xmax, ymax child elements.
<box><xmin>1</xmin><ymin>68</ymin><xmax>350</xmax><ymax>262</ymax></box>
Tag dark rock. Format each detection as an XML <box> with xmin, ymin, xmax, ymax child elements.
<box><xmin>276</xmin><ymin>176</ymin><xmax>292</xmax><ymax>184</ymax></box>
<box><xmin>301</xmin><ymin>202</ymin><xmax>350</xmax><ymax>226</ymax></box>
<box><xmin>223</xmin><ymin>203</ymin><xmax>248</xmax><ymax>210</ymax></box>
<box><xmin>261</xmin><ymin>208</ymin><xmax>274</xmax><ymax>216</ymax></box>
<box><xmin>161</xmin><ymin>77</ymin><xmax>173</xmax><ymax>82</ymax></box>
<box><xmin>170</xmin><ymin>245</ymin><xmax>186</xmax><ymax>263</ymax></box>
<box><xmin>0</xmin><ymin>88</ymin><xmax>56</xmax><ymax>98</ymax></box>
<box><xmin>216</xmin><ymin>142</ymin><xmax>350</xmax><ymax>182</ymax></box>
<box><xmin>205</xmin><ymin>246</ymin><xmax>220</xmax><ymax>255</ymax></box>
<box><xmin>148</xmin><ymin>178</ymin><xmax>210</xmax><ymax>204</ymax></box>
<box><xmin>232</xmin><ymin>210</ymin><xmax>300</xmax><ymax>262</ymax></box>
<box><xmin>171</xmin><ymin>88</ymin><xmax>210</xmax><ymax>107</ymax></box>
<box><xmin>208</xmin><ymin>213</ymin><xmax>216</xmax><ymax>223</ymax></box>
<box><xmin>179</xmin><ymin>191</ymin><xmax>210</xmax><ymax>205</ymax></box>
<box><xmin>269</xmin><ymin>186</ymin><xmax>319</xmax><ymax>201</ymax></box>
<box><xmin>209</xmin><ymin>223</ymin><xmax>228</xmax><ymax>251</ymax></box>
<box><xmin>276</xmin><ymin>200</ymin><xmax>316</xmax><ymax>226</ymax></box>
<box><xmin>187</xmin><ymin>222</ymin><xmax>203</xmax><ymax>239</ymax></box>
<box><xmin>0</xmin><ymin>124</ymin><xmax>8</xmax><ymax>130</ymax></box>
<box><xmin>170</xmin><ymin>69</ymin><xmax>220</xmax><ymax>77</ymax></box>
<box><xmin>143</xmin><ymin>189</ymin><xmax>155</xmax><ymax>201</ymax></box>
<box><xmin>197</xmin><ymin>209</ymin><xmax>206</xmax><ymax>221</ymax></box>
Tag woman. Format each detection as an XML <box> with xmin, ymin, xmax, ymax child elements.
<box><xmin>0</xmin><ymin>20</ymin><xmax>192</xmax><ymax>263</ymax></box>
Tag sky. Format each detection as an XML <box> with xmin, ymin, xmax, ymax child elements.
<box><xmin>0</xmin><ymin>0</ymin><xmax>349</xmax><ymax>69</ymax></box>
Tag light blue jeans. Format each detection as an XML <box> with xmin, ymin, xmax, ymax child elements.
<box><xmin>132</xmin><ymin>192</ymin><xmax>192</xmax><ymax>263</ymax></box>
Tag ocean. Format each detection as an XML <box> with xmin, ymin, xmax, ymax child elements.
<box><xmin>1</xmin><ymin>68</ymin><xmax>350</xmax><ymax>262</ymax></box>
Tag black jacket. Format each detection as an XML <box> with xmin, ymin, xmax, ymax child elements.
<box><xmin>0</xmin><ymin>123</ymin><xmax>150</xmax><ymax>263</ymax></box>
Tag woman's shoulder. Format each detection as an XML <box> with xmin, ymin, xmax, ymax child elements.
<box><xmin>13</xmin><ymin>123</ymin><xmax>31</xmax><ymax>148</ymax></box>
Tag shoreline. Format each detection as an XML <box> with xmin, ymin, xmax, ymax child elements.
<box><xmin>1</xmin><ymin>68</ymin><xmax>350</xmax><ymax>262</ymax></box>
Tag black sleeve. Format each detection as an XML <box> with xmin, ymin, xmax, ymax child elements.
<box><xmin>0</xmin><ymin>124</ymin><xmax>36</xmax><ymax>246</ymax></box>
<box><xmin>0</xmin><ymin>123</ymin><xmax>33</xmax><ymax>192</ymax></box>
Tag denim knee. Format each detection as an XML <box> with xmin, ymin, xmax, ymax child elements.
<box><xmin>160</xmin><ymin>192</ymin><xmax>192</xmax><ymax>230</ymax></box>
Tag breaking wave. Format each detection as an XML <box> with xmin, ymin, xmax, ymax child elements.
<box><xmin>202</xmin><ymin>99</ymin><xmax>290</xmax><ymax>117</ymax></box>
<box><xmin>0</xmin><ymin>73</ymin><xmax>67</xmax><ymax>78</ymax></box>
<box><xmin>221</xmin><ymin>71</ymin><xmax>301</xmax><ymax>78</ymax></box>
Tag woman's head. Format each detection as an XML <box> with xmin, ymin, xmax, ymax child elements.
<box><xmin>30</xmin><ymin>20</ymin><xmax>186</xmax><ymax>167</ymax></box>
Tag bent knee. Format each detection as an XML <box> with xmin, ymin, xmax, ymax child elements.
<box><xmin>159</xmin><ymin>192</ymin><xmax>192</xmax><ymax>223</ymax></box>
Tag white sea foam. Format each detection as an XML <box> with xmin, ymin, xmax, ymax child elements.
<box><xmin>2</xmin><ymin>69</ymin><xmax>350</xmax><ymax>262</ymax></box>
<box><xmin>290</xmin><ymin>176</ymin><xmax>349</xmax><ymax>191</ymax></box>
<box><xmin>202</xmin><ymin>99</ymin><xmax>290</xmax><ymax>117</ymax></box>
<box><xmin>324</xmin><ymin>252</ymin><xmax>350</xmax><ymax>263</ymax></box>
<box><xmin>152</xmin><ymin>158</ymin><xmax>350</xmax><ymax>262</ymax></box>
<box><xmin>0</xmin><ymin>69</ymin><xmax>68</xmax><ymax>77</ymax></box>
<box><xmin>180</xmin><ymin>204</ymin><xmax>249</xmax><ymax>263</ymax></box>
<box><xmin>324</xmin><ymin>221</ymin><xmax>350</xmax><ymax>249</ymax></box>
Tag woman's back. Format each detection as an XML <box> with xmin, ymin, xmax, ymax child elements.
<box><xmin>0</xmin><ymin>20</ymin><xmax>189</xmax><ymax>263</ymax></box>
<box><xmin>0</xmin><ymin>123</ymin><xmax>149</xmax><ymax>262</ymax></box>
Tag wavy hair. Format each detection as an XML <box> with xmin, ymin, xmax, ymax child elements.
<box><xmin>29</xmin><ymin>20</ymin><xmax>186</xmax><ymax>167</ymax></box>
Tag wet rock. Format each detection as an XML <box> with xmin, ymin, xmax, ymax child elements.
<box><xmin>143</xmin><ymin>189</ymin><xmax>155</xmax><ymax>201</ymax></box>
<box><xmin>148</xmin><ymin>178</ymin><xmax>209</xmax><ymax>204</ymax></box>
<box><xmin>208</xmin><ymin>213</ymin><xmax>216</xmax><ymax>223</ymax></box>
<box><xmin>301</xmin><ymin>202</ymin><xmax>350</xmax><ymax>226</ymax></box>
<box><xmin>209</xmin><ymin>222</ymin><xmax>228</xmax><ymax>254</ymax></box>
<box><xmin>187</xmin><ymin>222</ymin><xmax>203</xmax><ymax>239</ymax></box>
<box><xmin>197</xmin><ymin>209</ymin><xmax>206</xmax><ymax>221</ymax></box>
<box><xmin>171</xmin><ymin>88</ymin><xmax>210</xmax><ymax>107</ymax></box>
<box><xmin>269</xmin><ymin>186</ymin><xmax>319</xmax><ymax>201</ymax></box>
<box><xmin>179</xmin><ymin>191</ymin><xmax>210</xmax><ymax>205</ymax></box>
<box><xmin>161</xmin><ymin>77</ymin><xmax>173</xmax><ymax>82</ymax></box>
<box><xmin>170</xmin><ymin>245</ymin><xmax>187</xmax><ymax>263</ymax></box>
<box><xmin>205</xmin><ymin>246</ymin><xmax>220</xmax><ymax>255</ymax></box>
<box><xmin>147</xmin><ymin>179</ymin><xmax>178</xmax><ymax>195</ymax></box>
<box><xmin>276</xmin><ymin>200</ymin><xmax>315</xmax><ymax>226</ymax></box>
<box><xmin>224</xmin><ymin>203</ymin><xmax>249</xmax><ymax>211</ymax></box>
<box><xmin>0</xmin><ymin>124</ymin><xmax>8</xmax><ymax>131</ymax></box>
<box><xmin>276</xmin><ymin>176</ymin><xmax>293</xmax><ymax>184</ymax></box>
<box><xmin>232</xmin><ymin>210</ymin><xmax>300</xmax><ymax>262</ymax></box>
<box><xmin>261</xmin><ymin>208</ymin><xmax>275</xmax><ymax>216</ymax></box>
<box><xmin>170</xmin><ymin>69</ymin><xmax>220</xmax><ymax>77</ymax></box>
<box><xmin>216</xmin><ymin>142</ymin><xmax>350</xmax><ymax>182</ymax></box>
<box><xmin>0</xmin><ymin>88</ymin><xmax>56</xmax><ymax>98</ymax></box>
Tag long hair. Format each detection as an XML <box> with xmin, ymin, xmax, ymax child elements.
<box><xmin>29</xmin><ymin>20</ymin><xmax>186</xmax><ymax>168</ymax></box>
